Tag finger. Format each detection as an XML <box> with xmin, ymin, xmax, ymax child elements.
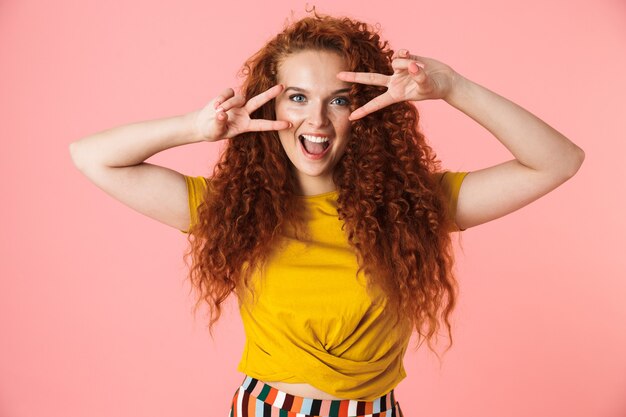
<box><xmin>407</xmin><ymin>53</ymin><xmax>427</xmax><ymax>63</ymax></box>
<box><xmin>218</xmin><ymin>94</ymin><xmax>246</xmax><ymax>112</ymax></box>
<box><xmin>407</xmin><ymin>61</ymin><xmax>428</xmax><ymax>85</ymax></box>
<box><xmin>244</xmin><ymin>84</ymin><xmax>284</xmax><ymax>114</ymax></box>
<box><xmin>336</xmin><ymin>71</ymin><xmax>389</xmax><ymax>87</ymax></box>
<box><xmin>391</xmin><ymin>58</ymin><xmax>425</xmax><ymax>72</ymax></box>
<box><xmin>247</xmin><ymin>119</ymin><xmax>292</xmax><ymax>132</ymax></box>
<box><xmin>214</xmin><ymin>88</ymin><xmax>235</xmax><ymax>109</ymax></box>
<box><xmin>393</xmin><ymin>49</ymin><xmax>426</xmax><ymax>63</ymax></box>
<box><xmin>392</xmin><ymin>48</ymin><xmax>410</xmax><ymax>60</ymax></box>
<box><xmin>216</xmin><ymin>109</ymin><xmax>228</xmax><ymax>122</ymax></box>
<box><xmin>349</xmin><ymin>92</ymin><xmax>396</xmax><ymax>121</ymax></box>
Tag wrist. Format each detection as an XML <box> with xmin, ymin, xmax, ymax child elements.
<box><xmin>182</xmin><ymin>110</ymin><xmax>207</xmax><ymax>143</ymax></box>
<box><xmin>442</xmin><ymin>72</ymin><xmax>472</xmax><ymax>106</ymax></box>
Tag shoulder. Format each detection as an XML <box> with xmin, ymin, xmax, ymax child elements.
<box><xmin>432</xmin><ymin>170</ymin><xmax>469</xmax><ymax>188</ymax></box>
<box><xmin>432</xmin><ymin>170</ymin><xmax>470</xmax><ymax>232</ymax></box>
<box><xmin>179</xmin><ymin>176</ymin><xmax>211</xmax><ymax>234</ymax></box>
<box><xmin>184</xmin><ymin>175</ymin><xmax>211</xmax><ymax>200</ymax></box>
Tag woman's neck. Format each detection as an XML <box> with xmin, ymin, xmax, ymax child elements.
<box><xmin>296</xmin><ymin>174</ymin><xmax>336</xmax><ymax>196</ymax></box>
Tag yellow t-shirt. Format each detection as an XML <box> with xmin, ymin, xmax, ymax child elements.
<box><xmin>180</xmin><ymin>171</ymin><xmax>468</xmax><ymax>400</ymax></box>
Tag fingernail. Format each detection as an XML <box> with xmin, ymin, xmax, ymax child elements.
<box><xmin>216</xmin><ymin>107</ymin><xmax>224</xmax><ymax>112</ymax></box>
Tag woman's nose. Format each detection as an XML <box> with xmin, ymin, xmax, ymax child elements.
<box><xmin>306</xmin><ymin>102</ymin><xmax>329</xmax><ymax>127</ymax></box>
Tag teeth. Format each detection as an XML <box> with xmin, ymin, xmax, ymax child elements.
<box><xmin>301</xmin><ymin>134</ymin><xmax>330</xmax><ymax>143</ymax></box>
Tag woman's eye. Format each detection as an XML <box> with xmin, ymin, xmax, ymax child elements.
<box><xmin>289</xmin><ymin>94</ymin><xmax>306</xmax><ymax>103</ymax></box>
<box><xmin>331</xmin><ymin>97</ymin><xmax>350</xmax><ymax>106</ymax></box>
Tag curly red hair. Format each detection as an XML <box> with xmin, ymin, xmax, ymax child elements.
<box><xmin>184</xmin><ymin>9</ymin><xmax>459</xmax><ymax>358</ymax></box>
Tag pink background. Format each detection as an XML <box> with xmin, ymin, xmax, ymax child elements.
<box><xmin>1</xmin><ymin>0</ymin><xmax>625</xmax><ymax>416</ymax></box>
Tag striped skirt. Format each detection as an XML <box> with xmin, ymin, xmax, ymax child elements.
<box><xmin>228</xmin><ymin>375</ymin><xmax>404</xmax><ymax>417</ymax></box>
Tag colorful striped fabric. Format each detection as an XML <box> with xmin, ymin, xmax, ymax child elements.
<box><xmin>228</xmin><ymin>376</ymin><xmax>404</xmax><ymax>417</ymax></box>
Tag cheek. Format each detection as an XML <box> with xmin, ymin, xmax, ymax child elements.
<box><xmin>276</xmin><ymin>103</ymin><xmax>304</xmax><ymax>122</ymax></box>
<box><xmin>329</xmin><ymin>112</ymin><xmax>352</xmax><ymax>135</ymax></box>
<box><xmin>276</xmin><ymin>107</ymin><xmax>297</xmax><ymax>145</ymax></box>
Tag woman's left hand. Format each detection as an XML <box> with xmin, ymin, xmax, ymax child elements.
<box><xmin>336</xmin><ymin>49</ymin><xmax>460</xmax><ymax>121</ymax></box>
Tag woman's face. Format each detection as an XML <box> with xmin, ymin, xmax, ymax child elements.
<box><xmin>274</xmin><ymin>49</ymin><xmax>352</xmax><ymax>195</ymax></box>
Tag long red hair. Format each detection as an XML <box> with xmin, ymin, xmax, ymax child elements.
<box><xmin>184</xmin><ymin>10</ymin><xmax>459</xmax><ymax>357</ymax></box>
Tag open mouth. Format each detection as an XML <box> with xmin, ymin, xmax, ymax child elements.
<box><xmin>298</xmin><ymin>134</ymin><xmax>331</xmax><ymax>156</ymax></box>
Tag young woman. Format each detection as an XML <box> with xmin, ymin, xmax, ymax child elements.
<box><xmin>69</xmin><ymin>11</ymin><xmax>584</xmax><ymax>417</ymax></box>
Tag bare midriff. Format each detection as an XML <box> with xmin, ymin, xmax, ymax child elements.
<box><xmin>263</xmin><ymin>380</ymin><xmax>345</xmax><ymax>400</ymax></box>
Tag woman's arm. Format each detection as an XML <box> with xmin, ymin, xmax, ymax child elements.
<box><xmin>443</xmin><ymin>75</ymin><xmax>584</xmax><ymax>229</ymax></box>
<box><xmin>70</xmin><ymin>113</ymin><xmax>202</xmax><ymax>170</ymax></box>
<box><xmin>69</xmin><ymin>112</ymin><xmax>203</xmax><ymax>232</ymax></box>
<box><xmin>69</xmin><ymin>85</ymin><xmax>290</xmax><ymax>232</ymax></box>
<box><xmin>337</xmin><ymin>51</ymin><xmax>585</xmax><ymax>230</ymax></box>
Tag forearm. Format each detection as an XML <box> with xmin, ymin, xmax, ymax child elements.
<box><xmin>443</xmin><ymin>75</ymin><xmax>585</xmax><ymax>177</ymax></box>
<box><xmin>69</xmin><ymin>111</ymin><xmax>202</xmax><ymax>170</ymax></box>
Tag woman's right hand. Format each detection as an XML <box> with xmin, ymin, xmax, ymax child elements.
<box><xmin>190</xmin><ymin>84</ymin><xmax>291</xmax><ymax>142</ymax></box>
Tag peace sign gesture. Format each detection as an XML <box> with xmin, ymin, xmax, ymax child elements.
<box><xmin>192</xmin><ymin>84</ymin><xmax>291</xmax><ymax>142</ymax></box>
<box><xmin>336</xmin><ymin>50</ymin><xmax>460</xmax><ymax>121</ymax></box>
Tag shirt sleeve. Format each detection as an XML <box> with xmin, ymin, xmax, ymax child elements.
<box><xmin>179</xmin><ymin>175</ymin><xmax>210</xmax><ymax>234</ymax></box>
<box><xmin>433</xmin><ymin>170</ymin><xmax>469</xmax><ymax>232</ymax></box>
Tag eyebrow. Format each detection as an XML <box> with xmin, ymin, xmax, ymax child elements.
<box><xmin>284</xmin><ymin>87</ymin><xmax>351</xmax><ymax>95</ymax></box>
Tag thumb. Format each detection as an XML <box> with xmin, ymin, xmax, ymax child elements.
<box><xmin>215</xmin><ymin>107</ymin><xmax>228</xmax><ymax>124</ymax></box>
<box><xmin>408</xmin><ymin>61</ymin><xmax>428</xmax><ymax>85</ymax></box>
<box><xmin>212</xmin><ymin>108</ymin><xmax>230</xmax><ymax>138</ymax></box>
<box><xmin>200</xmin><ymin>108</ymin><xmax>229</xmax><ymax>142</ymax></box>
